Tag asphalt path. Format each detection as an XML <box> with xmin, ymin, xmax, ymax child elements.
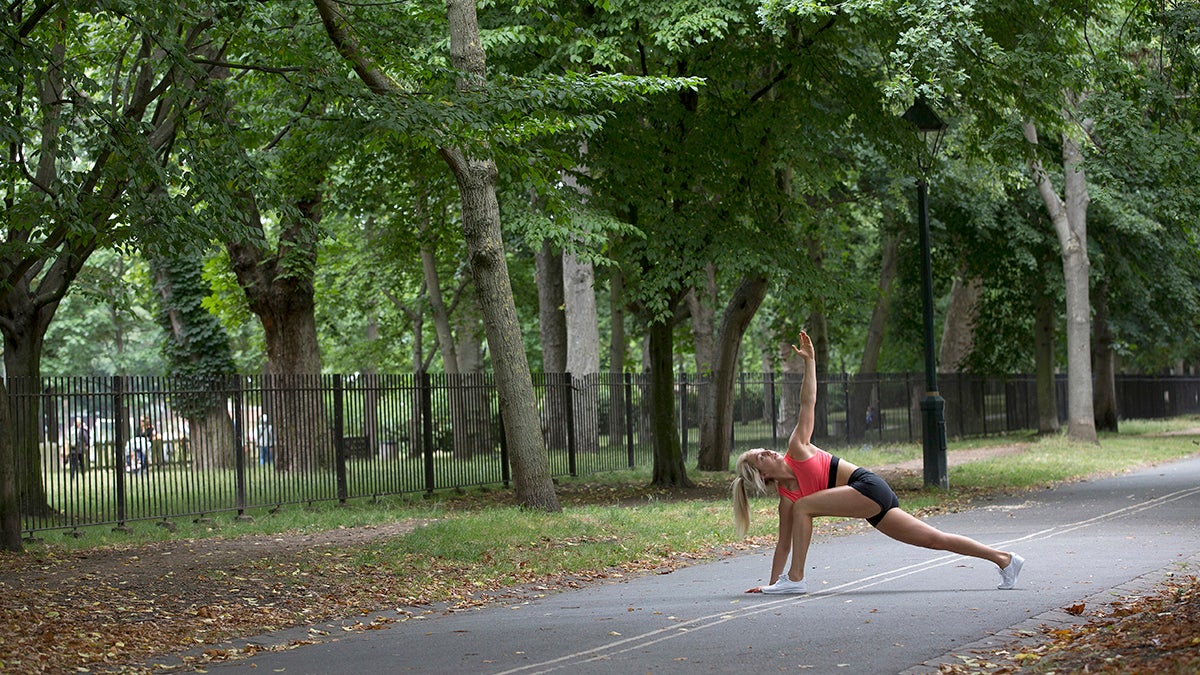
<box><xmin>192</xmin><ymin>454</ymin><xmax>1200</xmax><ymax>674</ymax></box>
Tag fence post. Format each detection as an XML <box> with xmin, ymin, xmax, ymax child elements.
<box><xmin>679</xmin><ymin>373</ymin><xmax>689</xmax><ymax>460</ymax></box>
<box><xmin>769</xmin><ymin>371</ymin><xmax>778</xmax><ymax>449</ymax></box>
<box><xmin>906</xmin><ymin>372</ymin><xmax>915</xmax><ymax>443</ymax></box>
<box><xmin>333</xmin><ymin>374</ymin><xmax>348</xmax><ymax>503</ymax></box>
<box><xmin>566</xmin><ymin>369</ymin><xmax>576</xmax><ymax>475</ymax></box>
<box><xmin>112</xmin><ymin>375</ymin><xmax>129</xmax><ymax>532</ymax></box>
<box><xmin>421</xmin><ymin>372</ymin><xmax>435</xmax><ymax>495</ymax></box>
<box><xmin>624</xmin><ymin>372</ymin><xmax>635</xmax><ymax>468</ymax></box>
<box><xmin>842</xmin><ymin>372</ymin><xmax>852</xmax><ymax>445</ymax></box>
<box><xmin>232</xmin><ymin>377</ymin><xmax>250</xmax><ymax>520</ymax></box>
<box><xmin>500</xmin><ymin>412</ymin><xmax>510</xmax><ymax>488</ymax></box>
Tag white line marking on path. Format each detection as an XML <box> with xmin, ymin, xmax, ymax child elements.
<box><xmin>493</xmin><ymin>484</ymin><xmax>1200</xmax><ymax>675</ymax></box>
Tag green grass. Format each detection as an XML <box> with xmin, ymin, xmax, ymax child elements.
<box><xmin>24</xmin><ymin>417</ymin><xmax>1200</xmax><ymax>574</ymax></box>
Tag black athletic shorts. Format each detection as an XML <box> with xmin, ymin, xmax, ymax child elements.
<box><xmin>847</xmin><ymin>467</ymin><xmax>900</xmax><ymax>527</ymax></box>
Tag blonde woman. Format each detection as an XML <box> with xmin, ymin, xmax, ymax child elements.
<box><xmin>731</xmin><ymin>331</ymin><xmax>1024</xmax><ymax>594</ymax></box>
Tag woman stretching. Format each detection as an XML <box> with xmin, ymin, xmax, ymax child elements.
<box><xmin>732</xmin><ymin>331</ymin><xmax>1024</xmax><ymax>594</ymax></box>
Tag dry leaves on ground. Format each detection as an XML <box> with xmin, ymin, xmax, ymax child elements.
<box><xmin>939</xmin><ymin>573</ymin><xmax>1200</xmax><ymax>674</ymax></box>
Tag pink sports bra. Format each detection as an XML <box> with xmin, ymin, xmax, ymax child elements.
<box><xmin>776</xmin><ymin>449</ymin><xmax>838</xmax><ymax>502</ymax></box>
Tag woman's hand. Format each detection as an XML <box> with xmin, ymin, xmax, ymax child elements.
<box><xmin>791</xmin><ymin>330</ymin><xmax>814</xmax><ymax>361</ymax></box>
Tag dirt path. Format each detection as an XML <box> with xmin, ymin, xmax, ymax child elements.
<box><xmin>874</xmin><ymin>443</ymin><xmax>1031</xmax><ymax>479</ymax></box>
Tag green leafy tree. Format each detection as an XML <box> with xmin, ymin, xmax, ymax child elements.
<box><xmin>0</xmin><ymin>2</ymin><xmax>253</xmax><ymax>546</ymax></box>
<box><xmin>148</xmin><ymin>250</ymin><xmax>238</xmax><ymax>469</ymax></box>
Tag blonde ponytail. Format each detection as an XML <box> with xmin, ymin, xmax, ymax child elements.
<box><xmin>732</xmin><ymin>476</ymin><xmax>751</xmax><ymax>538</ymax></box>
<box><xmin>731</xmin><ymin>449</ymin><xmax>769</xmax><ymax>538</ymax></box>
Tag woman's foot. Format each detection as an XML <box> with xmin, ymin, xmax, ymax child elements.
<box><xmin>997</xmin><ymin>553</ymin><xmax>1025</xmax><ymax>590</ymax></box>
<box><xmin>762</xmin><ymin>576</ymin><xmax>808</xmax><ymax>594</ymax></box>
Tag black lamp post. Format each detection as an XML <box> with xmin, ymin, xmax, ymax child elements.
<box><xmin>902</xmin><ymin>97</ymin><xmax>949</xmax><ymax>490</ymax></box>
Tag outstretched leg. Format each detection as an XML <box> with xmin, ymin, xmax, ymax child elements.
<box><xmin>874</xmin><ymin>508</ymin><xmax>1011</xmax><ymax>568</ymax></box>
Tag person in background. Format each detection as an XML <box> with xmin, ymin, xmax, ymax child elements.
<box><xmin>256</xmin><ymin>414</ymin><xmax>275</xmax><ymax>465</ymax></box>
<box><xmin>63</xmin><ymin>417</ymin><xmax>90</xmax><ymax>480</ymax></box>
<box><xmin>128</xmin><ymin>415</ymin><xmax>156</xmax><ymax>473</ymax></box>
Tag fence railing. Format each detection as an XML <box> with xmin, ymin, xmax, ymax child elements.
<box><xmin>9</xmin><ymin>371</ymin><xmax>1200</xmax><ymax>536</ymax></box>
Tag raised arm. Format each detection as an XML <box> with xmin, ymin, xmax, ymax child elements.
<box><xmin>787</xmin><ymin>330</ymin><xmax>817</xmax><ymax>453</ymax></box>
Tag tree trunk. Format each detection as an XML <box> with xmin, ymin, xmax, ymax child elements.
<box><xmin>1092</xmin><ymin>279</ymin><xmax>1118</xmax><ymax>432</ymax></box>
<box><xmin>2</xmin><ymin>292</ymin><xmax>62</xmax><ymax>518</ymax></box>
<box><xmin>226</xmin><ymin>191</ymin><xmax>330</xmax><ymax>472</ymax></box>
<box><xmin>777</xmin><ymin>341</ymin><xmax>803</xmax><ymax>439</ymax></box>
<box><xmin>535</xmin><ymin>240</ymin><xmax>569</xmax><ymax>451</ymax></box>
<box><xmin>536</xmin><ymin>240</ymin><xmax>567</xmax><ymax>372</ymax></box>
<box><xmin>418</xmin><ymin>184</ymin><xmax>460</xmax><ymax>374</ymax></box>
<box><xmin>314</xmin><ymin>0</ymin><xmax>560</xmax><ymax>509</ymax></box>
<box><xmin>148</xmin><ymin>252</ymin><xmax>238</xmax><ymax>471</ymax></box>
<box><xmin>804</xmin><ymin>232</ymin><xmax>831</xmax><ymax>440</ymax></box>
<box><xmin>607</xmin><ymin>266</ymin><xmax>627</xmax><ymax>444</ymax></box>
<box><xmin>701</xmin><ymin>274</ymin><xmax>769</xmax><ymax>471</ymax></box>
<box><xmin>451</xmin><ymin>295</ymin><xmax>490</xmax><ymax>458</ymax></box>
<box><xmin>761</xmin><ymin>349</ymin><xmax>774</xmax><ymax>425</ymax></box>
<box><xmin>940</xmin><ymin>272</ymin><xmax>983</xmax><ymax>435</ymax></box>
<box><xmin>1033</xmin><ymin>288</ymin><xmax>1061</xmax><ymax>434</ymax></box>
<box><xmin>808</xmin><ymin>310</ymin><xmax>831</xmax><ymax>441</ymax></box>
<box><xmin>562</xmin><ymin>253</ymin><xmax>599</xmax><ymax>371</ymax></box>
<box><xmin>686</xmin><ymin>264</ymin><xmax>717</xmax><ymax>469</ymax></box>
<box><xmin>648</xmin><ymin>317</ymin><xmax>692</xmax><ymax>487</ymax></box>
<box><xmin>564</xmin><ymin>250</ymin><xmax>601</xmax><ymax>454</ymax></box>
<box><xmin>0</xmin><ymin>381</ymin><xmax>20</xmax><ymax>551</ymax></box>
<box><xmin>939</xmin><ymin>272</ymin><xmax>982</xmax><ymax>372</ymax></box>
<box><xmin>850</xmin><ymin>230</ymin><xmax>899</xmax><ymax>441</ymax></box>
<box><xmin>442</xmin><ymin>150</ymin><xmax>558</xmax><ymax>509</ymax></box>
<box><xmin>1024</xmin><ymin>120</ymin><xmax>1098</xmax><ymax>444</ymax></box>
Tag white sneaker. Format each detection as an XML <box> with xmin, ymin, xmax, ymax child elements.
<box><xmin>762</xmin><ymin>577</ymin><xmax>808</xmax><ymax>594</ymax></box>
<box><xmin>997</xmin><ymin>554</ymin><xmax>1024</xmax><ymax>590</ymax></box>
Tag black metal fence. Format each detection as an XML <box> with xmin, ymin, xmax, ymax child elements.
<box><xmin>9</xmin><ymin>371</ymin><xmax>1200</xmax><ymax>536</ymax></box>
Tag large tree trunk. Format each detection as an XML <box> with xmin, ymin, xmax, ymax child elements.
<box><xmin>939</xmin><ymin>272</ymin><xmax>982</xmax><ymax>371</ymax></box>
<box><xmin>1033</xmin><ymin>289</ymin><xmax>1061</xmax><ymax>434</ymax></box>
<box><xmin>804</xmin><ymin>232</ymin><xmax>831</xmax><ymax>440</ymax></box>
<box><xmin>564</xmin><ymin>250</ymin><xmax>601</xmax><ymax>454</ymax></box>
<box><xmin>0</xmin><ymin>381</ymin><xmax>20</xmax><ymax>551</ymax></box>
<box><xmin>649</xmin><ymin>317</ymin><xmax>692</xmax><ymax>487</ymax></box>
<box><xmin>226</xmin><ymin>189</ymin><xmax>330</xmax><ymax>472</ymax></box>
<box><xmin>701</xmin><ymin>274</ymin><xmax>769</xmax><ymax>471</ymax></box>
<box><xmin>442</xmin><ymin>149</ymin><xmax>558</xmax><ymax>508</ymax></box>
<box><xmin>940</xmin><ymin>272</ymin><xmax>983</xmax><ymax>436</ymax></box>
<box><xmin>2</xmin><ymin>289</ymin><xmax>65</xmax><ymax>519</ymax></box>
<box><xmin>1092</xmin><ymin>279</ymin><xmax>1118</xmax><ymax>432</ymax></box>
<box><xmin>447</xmin><ymin>0</ymin><xmax>558</xmax><ymax>508</ymax></box>
<box><xmin>686</xmin><ymin>264</ymin><xmax>717</xmax><ymax>469</ymax></box>
<box><xmin>1024</xmin><ymin>119</ymin><xmax>1098</xmax><ymax>444</ymax></box>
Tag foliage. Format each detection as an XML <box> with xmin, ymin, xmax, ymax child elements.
<box><xmin>8</xmin><ymin>0</ymin><xmax>1200</xmax><ymax>388</ymax></box>
<box><xmin>148</xmin><ymin>251</ymin><xmax>238</xmax><ymax>418</ymax></box>
<box><xmin>41</xmin><ymin>250</ymin><xmax>167</xmax><ymax>377</ymax></box>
